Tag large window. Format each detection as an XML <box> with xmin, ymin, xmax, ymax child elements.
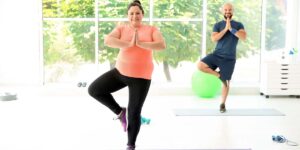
<box><xmin>151</xmin><ymin>0</ymin><xmax>202</xmax><ymax>84</ymax></box>
<box><xmin>261</xmin><ymin>0</ymin><xmax>287</xmax><ymax>62</ymax></box>
<box><xmin>42</xmin><ymin>0</ymin><xmax>265</xmax><ymax>87</ymax></box>
<box><xmin>43</xmin><ymin>0</ymin><xmax>96</xmax><ymax>84</ymax></box>
<box><xmin>42</xmin><ymin>0</ymin><xmax>203</xmax><ymax>85</ymax></box>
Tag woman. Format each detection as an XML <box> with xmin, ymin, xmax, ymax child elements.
<box><xmin>88</xmin><ymin>0</ymin><xmax>166</xmax><ymax>149</ymax></box>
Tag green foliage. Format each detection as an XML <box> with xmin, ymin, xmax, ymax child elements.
<box><xmin>98</xmin><ymin>22</ymin><xmax>120</xmax><ymax>63</ymax></box>
<box><xmin>43</xmin><ymin>20</ymin><xmax>95</xmax><ymax>82</ymax></box>
<box><xmin>153</xmin><ymin>0</ymin><xmax>201</xmax><ymax>18</ymax></box>
<box><xmin>154</xmin><ymin>22</ymin><xmax>201</xmax><ymax>68</ymax></box>
<box><xmin>98</xmin><ymin>0</ymin><xmax>150</xmax><ymax>18</ymax></box>
<box><xmin>43</xmin><ymin>21</ymin><xmax>88</xmax><ymax>65</ymax></box>
<box><xmin>43</xmin><ymin>0</ymin><xmax>94</xmax><ymax>18</ymax></box>
<box><xmin>69</xmin><ymin>22</ymin><xmax>95</xmax><ymax>62</ymax></box>
<box><xmin>42</xmin><ymin>0</ymin><xmax>284</xmax><ymax>82</ymax></box>
<box><xmin>43</xmin><ymin>0</ymin><xmax>58</xmax><ymax>17</ymax></box>
<box><xmin>152</xmin><ymin>0</ymin><xmax>202</xmax><ymax>68</ymax></box>
<box><xmin>43</xmin><ymin>0</ymin><xmax>96</xmax><ymax>67</ymax></box>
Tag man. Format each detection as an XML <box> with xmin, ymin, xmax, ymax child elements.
<box><xmin>197</xmin><ymin>3</ymin><xmax>247</xmax><ymax>113</ymax></box>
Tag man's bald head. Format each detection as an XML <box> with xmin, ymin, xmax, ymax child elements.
<box><xmin>222</xmin><ymin>3</ymin><xmax>234</xmax><ymax>20</ymax></box>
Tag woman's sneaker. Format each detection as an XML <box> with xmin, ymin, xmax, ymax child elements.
<box><xmin>126</xmin><ymin>145</ymin><xmax>135</xmax><ymax>150</ymax></box>
<box><xmin>115</xmin><ymin>107</ymin><xmax>127</xmax><ymax>132</ymax></box>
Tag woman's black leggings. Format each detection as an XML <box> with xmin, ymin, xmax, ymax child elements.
<box><xmin>88</xmin><ymin>68</ymin><xmax>151</xmax><ymax>146</ymax></box>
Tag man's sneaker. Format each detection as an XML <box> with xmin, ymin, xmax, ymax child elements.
<box><xmin>115</xmin><ymin>107</ymin><xmax>127</xmax><ymax>132</ymax></box>
<box><xmin>126</xmin><ymin>145</ymin><xmax>135</xmax><ymax>150</ymax></box>
<box><xmin>220</xmin><ymin>103</ymin><xmax>226</xmax><ymax>113</ymax></box>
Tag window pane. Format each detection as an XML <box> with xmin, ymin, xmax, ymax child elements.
<box><xmin>43</xmin><ymin>21</ymin><xmax>95</xmax><ymax>83</ymax></box>
<box><xmin>43</xmin><ymin>0</ymin><xmax>95</xmax><ymax>18</ymax></box>
<box><xmin>265</xmin><ymin>0</ymin><xmax>287</xmax><ymax>51</ymax></box>
<box><xmin>99</xmin><ymin>0</ymin><xmax>149</xmax><ymax>18</ymax></box>
<box><xmin>98</xmin><ymin>22</ymin><xmax>120</xmax><ymax>68</ymax></box>
<box><xmin>152</xmin><ymin>22</ymin><xmax>202</xmax><ymax>84</ymax></box>
<box><xmin>42</xmin><ymin>0</ymin><xmax>264</xmax><ymax>87</ymax></box>
<box><xmin>153</xmin><ymin>0</ymin><xmax>202</xmax><ymax>18</ymax></box>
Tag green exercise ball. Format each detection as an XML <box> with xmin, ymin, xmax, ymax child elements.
<box><xmin>191</xmin><ymin>70</ymin><xmax>222</xmax><ymax>98</ymax></box>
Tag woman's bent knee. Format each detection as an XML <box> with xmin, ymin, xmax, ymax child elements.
<box><xmin>88</xmin><ymin>84</ymin><xmax>96</xmax><ymax>97</ymax></box>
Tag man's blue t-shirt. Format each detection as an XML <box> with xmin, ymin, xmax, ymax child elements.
<box><xmin>212</xmin><ymin>20</ymin><xmax>244</xmax><ymax>59</ymax></box>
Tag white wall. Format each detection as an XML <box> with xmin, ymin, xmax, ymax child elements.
<box><xmin>0</xmin><ymin>0</ymin><xmax>42</xmax><ymax>85</ymax></box>
<box><xmin>286</xmin><ymin>0</ymin><xmax>298</xmax><ymax>48</ymax></box>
